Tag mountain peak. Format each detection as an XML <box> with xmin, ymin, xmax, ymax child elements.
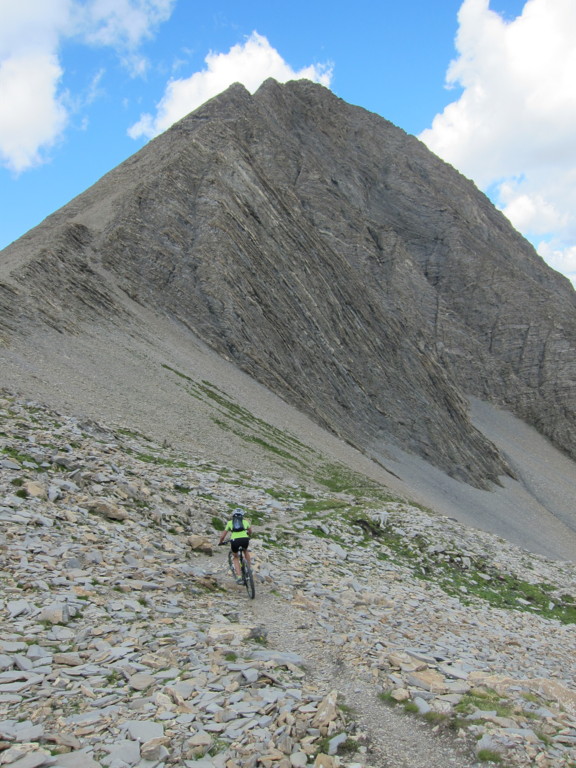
<box><xmin>1</xmin><ymin>79</ymin><xmax>575</xmax><ymax>499</ymax></box>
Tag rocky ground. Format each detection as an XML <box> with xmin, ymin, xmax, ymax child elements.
<box><xmin>1</xmin><ymin>391</ymin><xmax>575</xmax><ymax>768</ymax></box>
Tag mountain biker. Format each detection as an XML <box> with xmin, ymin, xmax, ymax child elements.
<box><xmin>218</xmin><ymin>508</ymin><xmax>253</xmax><ymax>584</ymax></box>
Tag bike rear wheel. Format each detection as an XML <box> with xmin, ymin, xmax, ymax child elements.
<box><xmin>241</xmin><ymin>557</ymin><xmax>255</xmax><ymax>599</ymax></box>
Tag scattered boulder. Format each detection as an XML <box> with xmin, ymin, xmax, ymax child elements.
<box><xmin>87</xmin><ymin>500</ymin><xmax>128</xmax><ymax>521</ymax></box>
<box><xmin>187</xmin><ymin>535</ymin><xmax>213</xmax><ymax>555</ymax></box>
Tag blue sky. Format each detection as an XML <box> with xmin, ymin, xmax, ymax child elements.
<box><xmin>1</xmin><ymin>0</ymin><xmax>575</xmax><ymax>285</ymax></box>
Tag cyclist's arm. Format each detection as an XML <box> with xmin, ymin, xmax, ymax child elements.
<box><xmin>218</xmin><ymin>523</ymin><xmax>230</xmax><ymax>545</ymax></box>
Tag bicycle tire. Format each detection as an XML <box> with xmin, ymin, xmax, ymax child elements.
<box><xmin>242</xmin><ymin>558</ymin><xmax>255</xmax><ymax>599</ymax></box>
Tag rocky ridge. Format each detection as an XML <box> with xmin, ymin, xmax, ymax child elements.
<box><xmin>1</xmin><ymin>392</ymin><xmax>576</xmax><ymax>768</ymax></box>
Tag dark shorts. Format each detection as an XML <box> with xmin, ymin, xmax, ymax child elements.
<box><xmin>231</xmin><ymin>537</ymin><xmax>250</xmax><ymax>553</ymax></box>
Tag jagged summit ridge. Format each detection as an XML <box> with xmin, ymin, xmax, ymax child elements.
<box><xmin>1</xmin><ymin>79</ymin><xmax>575</xmax><ymax>491</ymax></box>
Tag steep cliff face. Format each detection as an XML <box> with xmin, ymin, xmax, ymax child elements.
<box><xmin>1</xmin><ymin>79</ymin><xmax>575</xmax><ymax>488</ymax></box>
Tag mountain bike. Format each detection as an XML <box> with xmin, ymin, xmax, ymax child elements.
<box><xmin>220</xmin><ymin>542</ymin><xmax>255</xmax><ymax>599</ymax></box>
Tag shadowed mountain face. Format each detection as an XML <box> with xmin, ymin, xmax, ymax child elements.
<box><xmin>1</xmin><ymin>78</ymin><xmax>575</xmax><ymax>490</ymax></box>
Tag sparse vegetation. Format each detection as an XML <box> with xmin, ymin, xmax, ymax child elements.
<box><xmin>358</xmin><ymin>517</ymin><xmax>576</xmax><ymax>624</ymax></box>
<box><xmin>162</xmin><ymin>365</ymin><xmax>311</xmax><ymax>470</ymax></box>
<box><xmin>454</xmin><ymin>689</ymin><xmax>515</xmax><ymax>719</ymax></box>
<box><xmin>477</xmin><ymin>748</ymin><xmax>504</xmax><ymax>764</ymax></box>
<box><xmin>378</xmin><ymin>691</ymin><xmax>398</xmax><ymax>706</ymax></box>
<box><xmin>301</xmin><ymin>498</ymin><xmax>351</xmax><ymax>513</ymax></box>
<box><xmin>2</xmin><ymin>446</ymin><xmax>39</xmax><ymax>466</ymax></box>
<box><xmin>424</xmin><ymin>711</ymin><xmax>449</xmax><ymax>725</ymax></box>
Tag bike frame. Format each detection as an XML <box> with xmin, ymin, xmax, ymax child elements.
<box><xmin>227</xmin><ymin>544</ymin><xmax>255</xmax><ymax>599</ymax></box>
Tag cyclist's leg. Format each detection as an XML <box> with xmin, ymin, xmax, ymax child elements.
<box><xmin>240</xmin><ymin>538</ymin><xmax>252</xmax><ymax>567</ymax></box>
<box><xmin>230</xmin><ymin>541</ymin><xmax>242</xmax><ymax>577</ymax></box>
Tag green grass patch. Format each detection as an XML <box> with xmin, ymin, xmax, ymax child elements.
<box><xmin>116</xmin><ymin>427</ymin><xmax>151</xmax><ymax>441</ymax></box>
<box><xmin>2</xmin><ymin>446</ymin><xmax>38</xmax><ymax>466</ymax></box>
<box><xmin>314</xmin><ymin>462</ymin><xmax>396</xmax><ymax>500</ymax></box>
<box><xmin>161</xmin><ymin>364</ymin><xmax>194</xmax><ymax>382</ymax></box>
<box><xmin>454</xmin><ymin>689</ymin><xmax>515</xmax><ymax>719</ymax></box>
<box><xmin>163</xmin><ymin>364</ymin><xmax>312</xmax><ymax>470</ymax></box>
<box><xmin>207</xmin><ymin>737</ymin><xmax>229</xmax><ymax>757</ymax></box>
<box><xmin>241</xmin><ymin>434</ymin><xmax>300</xmax><ymax>461</ymax></box>
<box><xmin>301</xmin><ymin>498</ymin><xmax>351</xmax><ymax>513</ymax></box>
<box><xmin>265</xmin><ymin>486</ymin><xmax>314</xmax><ymax>501</ymax></box>
<box><xmin>368</xmin><ymin>521</ymin><xmax>576</xmax><ymax>624</ymax></box>
<box><xmin>521</xmin><ymin>692</ymin><xmax>543</xmax><ymax>705</ymax></box>
<box><xmin>264</xmin><ymin>487</ymin><xmax>290</xmax><ymax>500</ymax></box>
<box><xmin>315</xmin><ymin>733</ymin><xmax>358</xmax><ymax>757</ymax></box>
<box><xmin>337</xmin><ymin>738</ymin><xmax>359</xmax><ymax>755</ymax></box>
<box><xmin>424</xmin><ymin>711</ymin><xmax>449</xmax><ymax>724</ymax></box>
<box><xmin>477</xmin><ymin>749</ymin><xmax>503</xmax><ymax>764</ymax></box>
<box><xmin>378</xmin><ymin>691</ymin><xmax>398</xmax><ymax>705</ymax></box>
<box><xmin>258</xmin><ymin>530</ymin><xmax>294</xmax><ymax>548</ymax></box>
<box><xmin>433</xmin><ymin>562</ymin><xmax>576</xmax><ymax>624</ymax></box>
<box><xmin>310</xmin><ymin>527</ymin><xmax>331</xmax><ymax>539</ymax></box>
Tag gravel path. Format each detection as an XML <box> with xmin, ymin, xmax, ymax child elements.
<box><xmin>249</xmin><ymin>579</ymin><xmax>479</xmax><ymax>768</ymax></box>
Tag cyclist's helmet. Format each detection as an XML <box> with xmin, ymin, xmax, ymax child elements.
<box><xmin>233</xmin><ymin>508</ymin><xmax>244</xmax><ymax>516</ymax></box>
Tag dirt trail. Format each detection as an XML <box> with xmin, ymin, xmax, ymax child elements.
<box><xmin>247</xmin><ymin>577</ymin><xmax>478</xmax><ymax>768</ymax></box>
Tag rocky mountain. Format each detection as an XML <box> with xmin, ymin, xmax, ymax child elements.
<box><xmin>1</xmin><ymin>78</ymin><xmax>575</xmax><ymax>557</ymax></box>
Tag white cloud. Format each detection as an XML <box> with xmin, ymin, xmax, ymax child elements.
<box><xmin>0</xmin><ymin>0</ymin><xmax>175</xmax><ymax>173</ymax></box>
<box><xmin>80</xmin><ymin>0</ymin><xmax>175</xmax><ymax>76</ymax></box>
<box><xmin>420</xmin><ymin>0</ymin><xmax>576</xmax><ymax>285</ymax></box>
<box><xmin>0</xmin><ymin>52</ymin><xmax>68</xmax><ymax>173</ymax></box>
<box><xmin>537</xmin><ymin>240</ymin><xmax>576</xmax><ymax>285</ymax></box>
<box><xmin>0</xmin><ymin>0</ymin><xmax>72</xmax><ymax>171</ymax></box>
<box><xmin>128</xmin><ymin>32</ymin><xmax>333</xmax><ymax>139</ymax></box>
<box><xmin>81</xmin><ymin>0</ymin><xmax>174</xmax><ymax>49</ymax></box>
<box><xmin>498</xmin><ymin>178</ymin><xmax>570</xmax><ymax>234</ymax></box>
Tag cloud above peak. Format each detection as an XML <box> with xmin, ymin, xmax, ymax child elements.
<box><xmin>128</xmin><ymin>32</ymin><xmax>333</xmax><ymax>140</ymax></box>
<box><xmin>0</xmin><ymin>0</ymin><xmax>175</xmax><ymax>173</ymax></box>
<box><xmin>420</xmin><ymin>0</ymin><xmax>576</xmax><ymax>284</ymax></box>
<box><xmin>81</xmin><ymin>0</ymin><xmax>175</xmax><ymax>49</ymax></box>
<box><xmin>0</xmin><ymin>2</ymin><xmax>331</xmax><ymax>174</ymax></box>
